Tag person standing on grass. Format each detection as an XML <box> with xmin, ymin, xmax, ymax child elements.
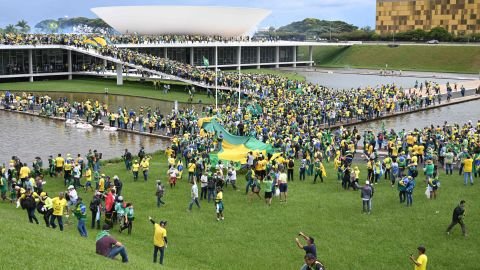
<box><xmin>39</xmin><ymin>192</ymin><xmax>53</xmax><ymax>227</ymax></box>
<box><xmin>90</xmin><ymin>191</ymin><xmax>102</xmax><ymax>230</ymax></box>
<box><xmin>446</xmin><ymin>200</ymin><xmax>467</xmax><ymax>236</ymax></box>
<box><xmin>50</xmin><ymin>192</ymin><xmax>67</xmax><ymax>231</ymax></box>
<box><xmin>132</xmin><ymin>160</ymin><xmax>139</xmax><ymax>181</ymax></box>
<box><xmin>155</xmin><ymin>180</ymin><xmax>166</xmax><ymax>207</ymax></box>
<box><xmin>73</xmin><ymin>197</ymin><xmax>88</xmax><ymax>237</ymax></box>
<box><xmin>361</xmin><ymin>181</ymin><xmax>373</xmax><ymax>214</ymax></box>
<box><xmin>278</xmin><ymin>168</ymin><xmax>288</xmax><ymax>203</ymax></box>
<box><xmin>149</xmin><ymin>217</ymin><xmax>167</xmax><ymax>265</ymax></box>
<box><xmin>263</xmin><ymin>175</ymin><xmax>274</xmax><ymax>206</ymax></box>
<box><xmin>463</xmin><ymin>155</ymin><xmax>474</xmax><ymax>186</ymax></box>
<box><xmin>188</xmin><ymin>179</ymin><xmax>200</xmax><ymax>211</ymax></box>
<box><xmin>96</xmin><ymin>224</ymin><xmax>129</xmax><ymax>263</ymax></box>
<box><xmin>409</xmin><ymin>245</ymin><xmax>427</xmax><ymax>270</ymax></box>
<box><xmin>406</xmin><ymin>175</ymin><xmax>416</xmax><ymax>207</ymax></box>
<box><xmin>215</xmin><ymin>186</ymin><xmax>224</xmax><ymax>221</ymax></box>
<box><xmin>200</xmin><ymin>172</ymin><xmax>208</xmax><ymax>200</ymax></box>
<box><xmin>120</xmin><ymin>203</ymin><xmax>135</xmax><ymax>235</ymax></box>
<box><xmin>167</xmin><ymin>165</ymin><xmax>179</xmax><ymax>188</ymax></box>
<box><xmin>295</xmin><ymin>232</ymin><xmax>317</xmax><ymax>259</ymax></box>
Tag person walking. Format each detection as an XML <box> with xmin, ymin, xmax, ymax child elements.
<box><xmin>155</xmin><ymin>180</ymin><xmax>166</xmax><ymax>207</ymax></box>
<box><xmin>132</xmin><ymin>160</ymin><xmax>139</xmax><ymax>181</ymax></box>
<box><xmin>50</xmin><ymin>192</ymin><xmax>67</xmax><ymax>231</ymax></box>
<box><xmin>406</xmin><ymin>176</ymin><xmax>416</xmax><ymax>207</ymax></box>
<box><xmin>361</xmin><ymin>181</ymin><xmax>373</xmax><ymax>214</ymax></box>
<box><xmin>149</xmin><ymin>217</ymin><xmax>167</xmax><ymax>265</ymax></box>
<box><xmin>120</xmin><ymin>203</ymin><xmax>134</xmax><ymax>235</ymax></box>
<box><xmin>20</xmin><ymin>187</ymin><xmax>39</xmax><ymax>224</ymax></box>
<box><xmin>446</xmin><ymin>200</ymin><xmax>467</xmax><ymax>236</ymax></box>
<box><xmin>409</xmin><ymin>245</ymin><xmax>427</xmax><ymax>270</ymax></box>
<box><xmin>39</xmin><ymin>192</ymin><xmax>53</xmax><ymax>227</ymax></box>
<box><xmin>188</xmin><ymin>179</ymin><xmax>200</xmax><ymax>211</ymax></box>
<box><xmin>73</xmin><ymin>197</ymin><xmax>88</xmax><ymax>237</ymax></box>
<box><xmin>90</xmin><ymin>191</ymin><xmax>102</xmax><ymax>229</ymax></box>
<box><xmin>215</xmin><ymin>186</ymin><xmax>224</xmax><ymax>221</ymax></box>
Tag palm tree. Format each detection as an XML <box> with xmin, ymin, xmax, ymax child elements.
<box><xmin>16</xmin><ymin>20</ymin><xmax>30</xmax><ymax>33</ymax></box>
<box><xmin>5</xmin><ymin>24</ymin><xmax>17</xmax><ymax>34</ymax></box>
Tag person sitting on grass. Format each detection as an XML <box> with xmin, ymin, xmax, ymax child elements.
<box><xmin>96</xmin><ymin>224</ymin><xmax>128</xmax><ymax>263</ymax></box>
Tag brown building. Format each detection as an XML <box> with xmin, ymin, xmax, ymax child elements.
<box><xmin>376</xmin><ymin>0</ymin><xmax>480</xmax><ymax>35</ymax></box>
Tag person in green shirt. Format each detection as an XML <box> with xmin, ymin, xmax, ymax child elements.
<box><xmin>73</xmin><ymin>197</ymin><xmax>88</xmax><ymax>237</ymax></box>
<box><xmin>263</xmin><ymin>175</ymin><xmax>274</xmax><ymax>206</ymax></box>
<box><xmin>444</xmin><ymin>149</ymin><xmax>454</xmax><ymax>175</ymax></box>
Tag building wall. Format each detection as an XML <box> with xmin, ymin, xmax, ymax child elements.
<box><xmin>376</xmin><ymin>0</ymin><xmax>480</xmax><ymax>35</ymax></box>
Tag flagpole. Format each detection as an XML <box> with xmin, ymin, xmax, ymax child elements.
<box><xmin>238</xmin><ymin>68</ymin><xmax>241</xmax><ymax>110</ymax></box>
<box><xmin>215</xmin><ymin>46</ymin><xmax>218</xmax><ymax>111</ymax></box>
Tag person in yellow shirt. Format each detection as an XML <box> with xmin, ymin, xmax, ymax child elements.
<box><xmin>409</xmin><ymin>245</ymin><xmax>428</xmax><ymax>270</ymax></box>
<box><xmin>19</xmin><ymin>163</ymin><xmax>30</xmax><ymax>186</ymax></box>
<box><xmin>141</xmin><ymin>157</ymin><xmax>150</xmax><ymax>181</ymax></box>
<box><xmin>463</xmin><ymin>156</ymin><xmax>474</xmax><ymax>185</ymax></box>
<box><xmin>50</xmin><ymin>192</ymin><xmax>67</xmax><ymax>231</ymax></box>
<box><xmin>98</xmin><ymin>174</ymin><xmax>105</xmax><ymax>193</ymax></box>
<box><xmin>84</xmin><ymin>167</ymin><xmax>93</xmax><ymax>192</ymax></box>
<box><xmin>215</xmin><ymin>186</ymin><xmax>224</xmax><ymax>221</ymax></box>
<box><xmin>149</xmin><ymin>217</ymin><xmax>168</xmax><ymax>265</ymax></box>
<box><xmin>132</xmin><ymin>160</ymin><xmax>140</xmax><ymax>181</ymax></box>
<box><xmin>55</xmin><ymin>154</ymin><xmax>65</xmax><ymax>176</ymax></box>
<box><xmin>187</xmin><ymin>159</ymin><xmax>196</xmax><ymax>183</ymax></box>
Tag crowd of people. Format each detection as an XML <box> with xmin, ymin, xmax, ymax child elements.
<box><xmin>1</xmin><ymin>117</ymin><xmax>478</xmax><ymax>268</ymax></box>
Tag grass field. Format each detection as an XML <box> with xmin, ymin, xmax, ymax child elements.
<box><xmin>1</xmin><ymin>151</ymin><xmax>479</xmax><ymax>270</ymax></box>
<box><xmin>310</xmin><ymin>45</ymin><xmax>480</xmax><ymax>73</ymax></box>
<box><xmin>0</xmin><ymin>77</ymin><xmax>213</xmax><ymax>104</ymax></box>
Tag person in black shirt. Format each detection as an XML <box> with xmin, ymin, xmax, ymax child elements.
<box><xmin>446</xmin><ymin>200</ymin><xmax>466</xmax><ymax>236</ymax></box>
<box><xmin>295</xmin><ymin>231</ymin><xmax>317</xmax><ymax>259</ymax></box>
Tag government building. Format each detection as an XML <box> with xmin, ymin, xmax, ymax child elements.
<box><xmin>0</xmin><ymin>6</ymin><xmax>341</xmax><ymax>84</ymax></box>
<box><xmin>376</xmin><ymin>0</ymin><xmax>480</xmax><ymax>35</ymax></box>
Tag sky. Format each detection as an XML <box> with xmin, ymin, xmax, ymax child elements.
<box><xmin>0</xmin><ymin>0</ymin><xmax>376</xmax><ymax>30</ymax></box>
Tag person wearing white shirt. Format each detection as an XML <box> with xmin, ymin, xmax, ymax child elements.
<box><xmin>200</xmin><ymin>173</ymin><xmax>208</xmax><ymax>200</ymax></box>
<box><xmin>188</xmin><ymin>180</ymin><xmax>200</xmax><ymax>211</ymax></box>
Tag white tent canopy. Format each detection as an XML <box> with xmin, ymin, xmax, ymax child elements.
<box><xmin>91</xmin><ymin>6</ymin><xmax>271</xmax><ymax>37</ymax></box>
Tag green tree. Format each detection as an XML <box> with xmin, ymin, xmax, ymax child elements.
<box><xmin>15</xmin><ymin>20</ymin><xmax>30</xmax><ymax>33</ymax></box>
<box><xmin>4</xmin><ymin>24</ymin><xmax>17</xmax><ymax>34</ymax></box>
<box><xmin>428</xmin><ymin>27</ymin><xmax>452</xmax><ymax>41</ymax></box>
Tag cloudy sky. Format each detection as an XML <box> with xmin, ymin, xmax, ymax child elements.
<box><xmin>0</xmin><ymin>0</ymin><xmax>375</xmax><ymax>29</ymax></box>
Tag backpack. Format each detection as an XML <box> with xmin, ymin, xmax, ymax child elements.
<box><xmin>288</xmin><ymin>159</ymin><xmax>295</xmax><ymax>168</ymax></box>
<box><xmin>22</xmin><ymin>194</ymin><xmax>36</xmax><ymax>210</ymax></box>
<box><xmin>89</xmin><ymin>198</ymin><xmax>99</xmax><ymax>212</ymax></box>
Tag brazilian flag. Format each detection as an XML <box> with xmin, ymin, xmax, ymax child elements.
<box><xmin>202</xmin><ymin>56</ymin><xmax>209</xmax><ymax>68</ymax></box>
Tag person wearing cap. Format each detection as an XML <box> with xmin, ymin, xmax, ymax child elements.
<box><xmin>295</xmin><ymin>232</ymin><xmax>317</xmax><ymax>259</ymax></box>
<box><xmin>409</xmin><ymin>245</ymin><xmax>427</xmax><ymax>270</ymax></box>
<box><xmin>132</xmin><ymin>160</ymin><xmax>140</xmax><ymax>181</ymax></box>
<box><xmin>115</xmin><ymin>196</ymin><xmax>126</xmax><ymax>228</ymax></box>
<box><xmin>148</xmin><ymin>217</ymin><xmax>167</xmax><ymax>265</ymax></box>
<box><xmin>19</xmin><ymin>187</ymin><xmax>39</xmax><ymax>224</ymax></box>
<box><xmin>215</xmin><ymin>186</ymin><xmax>224</xmax><ymax>221</ymax></box>
<box><xmin>300</xmin><ymin>253</ymin><xmax>325</xmax><ymax>270</ymax></box>
<box><xmin>361</xmin><ymin>181</ymin><xmax>373</xmax><ymax>214</ymax></box>
<box><xmin>64</xmin><ymin>160</ymin><xmax>73</xmax><ymax>187</ymax></box>
<box><xmin>50</xmin><ymin>192</ymin><xmax>67</xmax><ymax>231</ymax></box>
<box><xmin>446</xmin><ymin>200</ymin><xmax>467</xmax><ymax>236</ymax></box>
<box><xmin>95</xmin><ymin>224</ymin><xmax>129</xmax><ymax>263</ymax></box>
<box><xmin>39</xmin><ymin>192</ymin><xmax>53</xmax><ymax>227</ymax></box>
<box><xmin>140</xmin><ymin>156</ymin><xmax>150</xmax><ymax>181</ymax></box>
<box><xmin>73</xmin><ymin>197</ymin><xmax>88</xmax><ymax>237</ymax></box>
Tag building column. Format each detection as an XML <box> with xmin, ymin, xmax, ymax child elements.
<box><xmin>308</xmin><ymin>46</ymin><xmax>313</xmax><ymax>67</ymax></box>
<box><xmin>116</xmin><ymin>63</ymin><xmax>123</xmax><ymax>85</ymax></box>
<box><xmin>257</xmin><ymin>46</ymin><xmax>261</xmax><ymax>69</ymax></box>
<box><xmin>28</xmin><ymin>49</ymin><xmax>33</xmax><ymax>82</ymax></box>
<box><xmin>190</xmin><ymin>47</ymin><xmax>194</xmax><ymax>66</ymax></box>
<box><xmin>292</xmin><ymin>46</ymin><xmax>297</xmax><ymax>68</ymax></box>
<box><xmin>237</xmin><ymin>46</ymin><xmax>241</xmax><ymax>71</ymax></box>
<box><xmin>67</xmin><ymin>50</ymin><xmax>72</xmax><ymax>80</ymax></box>
<box><xmin>164</xmin><ymin>48</ymin><xmax>168</xmax><ymax>59</ymax></box>
<box><xmin>275</xmin><ymin>46</ymin><xmax>280</xmax><ymax>68</ymax></box>
<box><xmin>103</xmin><ymin>59</ymin><xmax>108</xmax><ymax>78</ymax></box>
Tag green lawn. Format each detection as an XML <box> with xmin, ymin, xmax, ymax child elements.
<box><xmin>240</xmin><ymin>68</ymin><xmax>306</xmax><ymax>81</ymax></box>
<box><xmin>0</xmin><ymin>77</ymin><xmax>213</xmax><ymax>104</ymax></box>
<box><xmin>1</xmin><ymin>151</ymin><xmax>479</xmax><ymax>269</ymax></box>
<box><xmin>312</xmin><ymin>45</ymin><xmax>480</xmax><ymax>73</ymax></box>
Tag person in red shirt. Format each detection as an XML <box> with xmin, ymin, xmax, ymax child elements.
<box><xmin>104</xmin><ymin>189</ymin><xmax>115</xmax><ymax>226</ymax></box>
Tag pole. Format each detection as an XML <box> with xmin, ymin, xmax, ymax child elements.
<box><xmin>238</xmin><ymin>69</ymin><xmax>241</xmax><ymax>110</ymax></box>
<box><xmin>215</xmin><ymin>46</ymin><xmax>218</xmax><ymax>110</ymax></box>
